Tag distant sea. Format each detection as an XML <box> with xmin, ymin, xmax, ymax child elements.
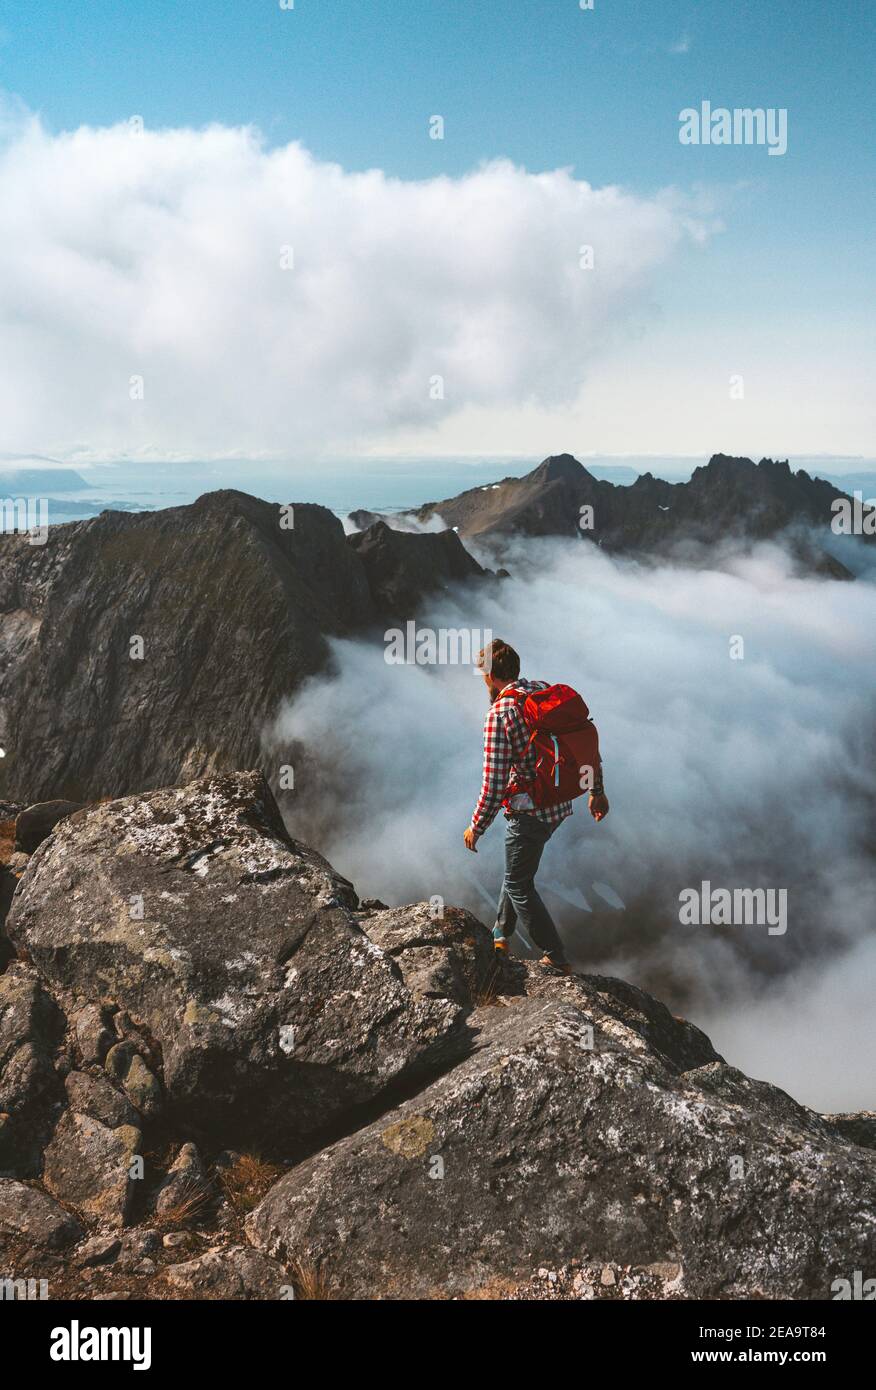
<box><xmin>2</xmin><ymin>455</ymin><xmax>875</xmax><ymax>527</ymax></box>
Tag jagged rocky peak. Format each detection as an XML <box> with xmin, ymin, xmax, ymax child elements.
<box><xmin>2</xmin><ymin>768</ymin><xmax>874</xmax><ymax>1299</ymax></box>
<box><xmin>407</xmin><ymin>450</ymin><xmax>870</xmax><ymax>578</ymax></box>
<box><xmin>696</xmin><ymin>452</ymin><xmax>761</xmax><ymax>476</ymax></box>
<box><xmin>693</xmin><ymin>454</ymin><xmax>798</xmax><ymax>485</ymax></box>
<box><xmin>528</xmin><ymin>452</ymin><xmax>593</xmax><ymax>485</ymax></box>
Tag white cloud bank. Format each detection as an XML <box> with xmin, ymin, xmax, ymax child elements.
<box><xmin>270</xmin><ymin>536</ymin><xmax>876</xmax><ymax>1111</ymax></box>
<box><xmin>0</xmin><ymin>105</ymin><xmax>703</xmax><ymax>459</ymax></box>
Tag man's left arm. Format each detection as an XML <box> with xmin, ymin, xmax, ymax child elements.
<box><xmin>589</xmin><ymin>759</ymin><xmax>609</xmax><ymax>821</ymax></box>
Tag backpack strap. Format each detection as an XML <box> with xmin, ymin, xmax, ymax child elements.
<box><xmin>548</xmin><ymin>734</ymin><xmax>561</xmax><ymax>786</ymax></box>
<box><xmin>501</xmin><ymin>682</ymin><xmax>527</xmax><ymax>702</ymax></box>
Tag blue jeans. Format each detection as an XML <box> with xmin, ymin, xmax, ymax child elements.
<box><xmin>494</xmin><ymin>813</ymin><xmax>566</xmax><ymax>963</ymax></box>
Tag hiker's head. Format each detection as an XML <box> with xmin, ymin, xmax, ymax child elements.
<box><xmin>477</xmin><ymin>639</ymin><xmax>520</xmax><ymax>699</ymax></box>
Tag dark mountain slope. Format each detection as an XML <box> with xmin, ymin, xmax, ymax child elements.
<box><xmin>348</xmin><ymin>519</ymin><xmax>488</xmax><ymax>620</ymax></box>
<box><xmin>0</xmin><ymin>491</ymin><xmax>486</xmax><ymax>803</ymax></box>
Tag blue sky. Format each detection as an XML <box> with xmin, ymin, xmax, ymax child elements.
<box><xmin>0</xmin><ymin>0</ymin><xmax>874</xmax><ymax>461</ymax></box>
<box><xmin>3</xmin><ymin>1</ymin><xmax>873</xmax><ymax>189</ymax></box>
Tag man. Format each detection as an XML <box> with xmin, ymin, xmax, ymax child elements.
<box><xmin>463</xmin><ymin>638</ymin><xmax>609</xmax><ymax>974</ymax></box>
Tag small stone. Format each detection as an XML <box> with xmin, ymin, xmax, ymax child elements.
<box><xmin>600</xmin><ymin>1265</ymin><xmax>616</xmax><ymax>1287</ymax></box>
<box><xmin>105</xmin><ymin>1040</ymin><xmax>138</xmax><ymax>1080</ymax></box>
<box><xmin>105</xmin><ymin>1043</ymin><xmax>162</xmax><ymax>1119</ymax></box>
<box><xmin>116</xmin><ymin>1229</ymin><xmax>161</xmax><ymax>1268</ymax></box>
<box><xmin>647</xmin><ymin>1261</ymin><xmax>682</xmax><ymax>1283</ymax></box>
<box><xmin>76</xmin><ymin>1235</ymin><xmax>122</xmax><ymax>1268</ymax></box>
<box><xmin>163</xmin><ymin>1231</ymin><xmax>192</xmax><ymax>1249</ymax></box>
<box><xmin>0</xmin><ymin>1180</ymin><xmax>83</xmax><ymax>1250</ymax></box>
<box><xmin>120</xmin><ymin>1054</ymin><xmax>163</xmax><ymax>1119</ymax></box>
<box><xmin>154</xmin><ymin>1142</ymin><xmax>208</xmax><ymax>1217</ymax></box>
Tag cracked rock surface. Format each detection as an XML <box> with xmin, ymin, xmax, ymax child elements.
<box><xmin>247</xmin><ymin>977</ymin><xmax>876</xmax><ymax>1299</ymax></box>
<box><xmin>1</xmin><ymin>768</ymin><xmax>873</xmax><ymax>1301</ymax></box>
<box><xmin>7</xmin><ymin>772</ymin><xmax>477</xmax><ymax>1151</ymax></box>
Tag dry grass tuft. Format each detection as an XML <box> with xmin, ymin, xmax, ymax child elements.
<box><xmin>289</xmin><ymin>1255</ymin><xmax>334</xmax><ymax>1301</ymax></box>
<box><xmin>152</xmin><ymin>1176</ymin><xmax>213</xmax><ymax>1231</ymax></box>
<box><xmin>471</xmin><ymin>961</ymin><xmax>504</xmax><ymax>1008</ymax></box>
<box><xmin>217</xmin><ymin>1153</ymin><xmax>284</xmax><ymax>1214</ymax></box>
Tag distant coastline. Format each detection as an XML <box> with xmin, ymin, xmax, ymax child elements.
<box><xmin>2</xmin><ymin>455</ymin><xmax>874</xmax><ymax>528</ymax></box>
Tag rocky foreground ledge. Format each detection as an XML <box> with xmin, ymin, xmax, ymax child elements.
<box><xmin>1</xmin><ymin>773</ymin><xmax>874</xmax><ymax>1300</ymax></box>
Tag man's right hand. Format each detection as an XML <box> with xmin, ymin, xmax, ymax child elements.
<box><xmin>463</xmin><ymin>826</ymin><xmax>478</xmax><ymax>851</ymax></box>
<box><xmin>589</xmin><ymin>793</ymin><xmax>609</xmax><ymax>822</ymax></box>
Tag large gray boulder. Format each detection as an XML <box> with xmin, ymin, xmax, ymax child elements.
<box><xmin>6</xmin><ymin>772</ymin><xmax>478</xmax><ymax>1151</ymax></box>
<box><xmin>247</xmin><ymin>970</ymin><xmax>876</xmax><ymax>1300</ymax></box>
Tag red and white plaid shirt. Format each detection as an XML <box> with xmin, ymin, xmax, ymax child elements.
<box><xmin>470</xmin><ymin>679</ymin><xmax>575</xmax><ymax>839</ymax></box>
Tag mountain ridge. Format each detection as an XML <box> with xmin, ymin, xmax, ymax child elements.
<box><xmin>404</xmin><ymin>451</ymin><xmax>875</xmax><ymax>577</ymax></box>
<box><xmin>0</xmin><ymin>492</ymin><xmax>489</xmax><ymax>803</ymax></box>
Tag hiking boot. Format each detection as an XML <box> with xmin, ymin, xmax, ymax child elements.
<box><xmin>493</xmin><ymin>937</ymin><xmax>510</xmax><ymax>959</ymax></box>
<box><xmin>538</xmin><ymin>954</ymin><xmax>574</xmax><ymax>976</ymax></box>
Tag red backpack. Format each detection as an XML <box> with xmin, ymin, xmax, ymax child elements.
<box><xmin>503</xmin><ymin>684</ymin><xmax>601</xmax><ymax>810</ymax></box>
